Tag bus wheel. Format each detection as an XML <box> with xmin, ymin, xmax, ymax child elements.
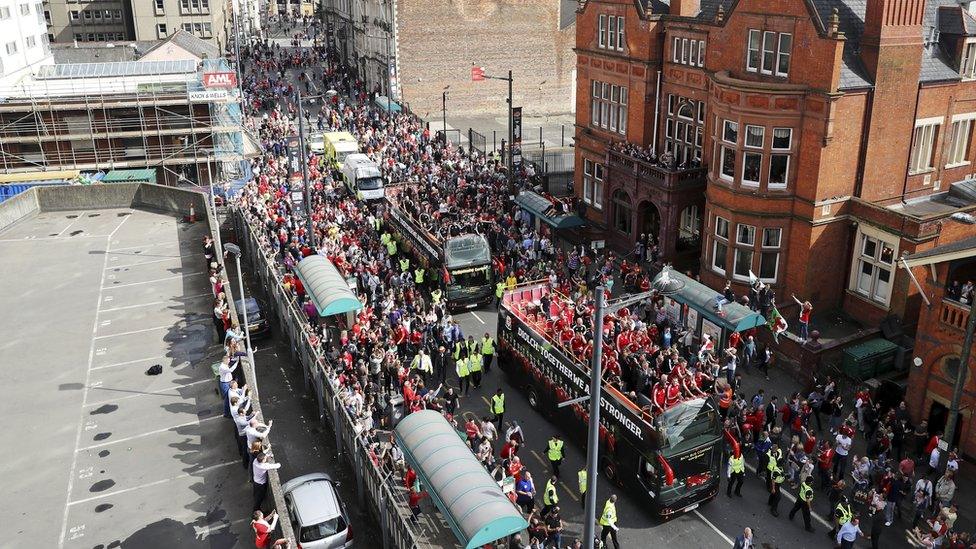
<box><xmin>527</xmin><ymin>388</ymin><xmax>540</xmax><ymax>410</ymax></box>
<box><xmin>603</xmin><ymin>460</ymin><xmax>622</xmax><ymax>487</ymax></box>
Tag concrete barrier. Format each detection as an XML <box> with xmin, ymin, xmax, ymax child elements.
<box><xmin>0</xmin><ymin>186</ymin><xmax>40</xmax><ymax>232</ymax></box>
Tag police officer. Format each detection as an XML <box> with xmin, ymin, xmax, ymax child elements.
<box><xmin>542</xmin><ymin>476</ymin><xmax>559</xmax><ymax>516</ymax></box>
<box><xmin>490</xmin><ymin>388</ymin><xmax>505</xmax><ymax>427</ymax></box>
<box><xmin>768</xmin><ymin>459</ymin><xmax>785</xmax><ymax>517</ymax></box>
<box><xmin>456</xmin><ymin>353</ymin><xmax>470</xmax><ymax>396</ymax></box>
<box><xmin>495</xmin><ymin>279</ymin><xmax>506</xmax><ymax>307</ymax></box>
<box><xmin>766</xmin><ymin>444</ymin><xmax>783</xmax><ymax>490</ymax></box>
<box><xmin>578</xmin><ymin>468</ymin><xmax>587</xmax><ymax>509</ymax></box>
<box><xmin>547</xmin><ymin>435</ymin><xmax>564</xmax><ymax>478</ymax></box>
<box><xmin>480</xmin><ymin>332</ymin><xmax>495</xmax><ymax>373</ymax></box>
<box><xmin>727</xmin><ymin>451</ymin><xmax>745</xmax><ymax>497</ymax></box>
<box><xmin>399</xmin><ymin>257</ymin><xmax>410</xmax><ymax>273</ymax></box>
<box><xmin>599</xmin><ymin>494</ymin><xmax>620</xmax><ymax>549</ymax></box>
<box><xmin>789</xmin><ymin>475</ymin><xmax>815</xmax><ymax>532</ymax></box>
<box><xmin>414</xmin><ymin>266</ymin><xmax>425</xmax><ymax>289</ymax></box>
<box><xmin>385</xmin><ymin>234</ymin><xmax>397</xmax><ymax>257</ymax></box>
<box><xmin>468</xmin><ymin>338</ymin><xmax>483</xmax><ymax>389</ymax></box>
<box><xmin>431</xmin><ymin>287</ymin><xmax>443</xmax><ymax>306</ymax></box>
<box><xmin>829</xmin><ymin>495</ymin><xmax>854</xmax><ymax>540</ymax></box>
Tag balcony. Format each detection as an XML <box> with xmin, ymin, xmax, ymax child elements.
<box><xmin>940</xmin><ymin>298</ymin><xmax>972</xmax><ymax>332</ymax></box>
<box><xmin>606</xmin><ymin>149</ymin><xmax>707</xmax><ymax>192</ymax></box>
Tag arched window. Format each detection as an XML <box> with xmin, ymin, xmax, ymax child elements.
<box><xmin>613</xmin><ymin>190</ymin><xmax>633</xmax><ymax>236</ymax></box>
<box><xmin>664</xmin><ymin>95</ymin><xmax>705</xmax><ymax>166</ymax></box>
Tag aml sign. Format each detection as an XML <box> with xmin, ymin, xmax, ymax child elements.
<box><xmin>202</xmin><ymin>72</ymin><xmax>238</xmax><ymax>88</ymax></box>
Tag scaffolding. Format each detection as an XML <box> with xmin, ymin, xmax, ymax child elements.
<box><xmin>0</xmin><ymin>58</ymin><xmax>249</xmax><ymax>184</ymax></box>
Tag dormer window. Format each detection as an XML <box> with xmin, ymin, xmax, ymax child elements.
<box><xmin>962</xmin><ymin>40</ymin><xmax>976</xmax><ymax>79</ymax></box>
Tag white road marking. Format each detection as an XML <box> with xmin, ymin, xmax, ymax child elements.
<box><xmin>93</xmin><ymin>324</ymin><xmax>181</xmax><ymax>340</ymax></box>
<box><xmin>744</xmin><ymin>462</ymin><xmax>832</xmax><ymax>528</ymax></box>
<box><xmin>59</xmin><ymin>213</ymin><xmax>130</xmax><ymax>549</ymax></box>
<box><xmin>76</xmin><ymin>416</ymin><xmax>222</xmax><ymax>452</ymax></box>
<box><xmin>66</xmin><ymin>461</ymin><xmax>237</xmax><ymax>506</ymax></box>
<box><xmin>55</xmin><ymin>211</ymin><xmax>86</xmax><ymax>237</ymax></box>
<box><xmin>693</xmin><ymin>510</ymin><xmax>734</xmax><ymax>546</ymax></box>
<box><xmin>99</xmin><ymin>292</ymin><xmax>211</xmax><ymax>313</ymax></box>
<box><xmin>83</xmin><ymin>379</ymin><xmax>211</xmax><ymax>407</ymax></box>
<box><xmin>104</xmin><ymin>254</ymin><xmax>198</xmax><ymax>270</ymax></box>
<box><xmin>470</xmin><ymin>312</ymin><xmax>486</xmax><ymax>325</ymax></box>
<box><xmin>107</xmin><ymin>240</ymin><xmax>184</xmax><ymax>252</ymax></box>
<box><xmin>102</xmin><ymin>271</ymin><xmax>206</xmax><ymax>290</ymax></box>
<box><xmin>90</xmin><ymin>355</ymin><xmax>168</xmax><ymax>371</ymax></box>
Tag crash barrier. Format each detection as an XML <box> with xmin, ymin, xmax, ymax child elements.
<box><xmin>0</xmin><ymin>183</ymin><xmax>295</xmax><ymax>545</ymax></box>
<box><xmin>232</xmin><ymin>208</ymin><xmax>425</xmax><ymax>549</ymax></box>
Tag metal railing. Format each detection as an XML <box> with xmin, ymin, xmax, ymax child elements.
<box><xmin>232</xmin><ymin>208</ymin><xmax>426</xmax><ymax>549</ymax></box>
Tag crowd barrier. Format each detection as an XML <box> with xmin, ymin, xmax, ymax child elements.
<box><xmin>232</xmin><ymin>208</ymin><xmax>425</xmax><ymax>549</ymax></box>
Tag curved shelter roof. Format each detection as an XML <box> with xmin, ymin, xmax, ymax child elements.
<box><xmin>394</xmin><ymin>411</ymin><xmax>527</xmax><ymax>549</ymax></box>
<box><xmin>652</xmin><ymin>269</ymin><xmax>766</xmax><ymax>333</ymax></box>
<box><xmin>294</xmin><ymin>255</ymin><xmax>361</xmax><ymax>317</ymax></box>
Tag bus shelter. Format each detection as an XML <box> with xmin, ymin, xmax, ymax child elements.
<box><xmin>652</xmin><ymin>269</ymin><xmax>766</xmax><ymax>346</ymax></box>
<box><xmin>514</xmin><ymin>190</ymin><xmax>584</xmax><ymax>229</ymax></box>
<box><xmin>394</xmin><ymin>411</ymin><xmax>528</xmax><ymax>549</ymax></box>
<box><xmin>294</xmin><ymin>255</ymin><xmax>362</xmax><ymax>317</ymax></box>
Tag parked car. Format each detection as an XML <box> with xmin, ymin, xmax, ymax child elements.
<box><xmin>281</xmin><ymin>473</ymin><xmax>354</xmax><ymax>548</ymax></box>
<box><xmin>235</xmin><ymin>297</ymin><xmax>271</xmax><ymax>340</ymax></box>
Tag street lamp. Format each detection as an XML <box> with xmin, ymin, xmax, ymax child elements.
<box><xmin>572</xmin><ymin>266</ymin><xmax>684</xmax><ymax>549</ymax></box>
<box><xmin>224</xmin><ymin>243</ymin><xmax>257</xmax><ymax>393</ymax></box>
<box><xmin>441</xmin><ymin>86</ymin><xmax>449</xmax><ymax>143</ymax></box>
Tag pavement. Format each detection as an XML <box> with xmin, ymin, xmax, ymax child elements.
<box><xmin>1</xmin><ymin>208</ymin><xmax>250</xmax><ymax>548</ymax></box>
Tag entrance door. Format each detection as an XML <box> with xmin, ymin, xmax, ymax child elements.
<box><xmin>640</xmin><ymin>201</ymin><xmax>660</xmax><ymax>243</ymax></box>
<box><xmin>929</xmin><ymin>401</ymin><xmax>964</xmax><ymax>450</ymax></box>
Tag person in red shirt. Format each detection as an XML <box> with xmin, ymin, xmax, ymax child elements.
<box><xmin>817</xmin><ymin>440</ymin><xmax>835</xmax><ymax>489</ymax></box>
<box><xmin>408</xmin><ymin>488</ymin><xmax>429</xmax><ymax>524</ymax></box>
<box><xmin>251</xmin><ymin>510</ymin><xmax>288</xmax><ymax>548</ymax></box>
<box><xmin>500</xmin><ymin>438</ymin><xmax>519</xmax><ymax>460</ymax></box>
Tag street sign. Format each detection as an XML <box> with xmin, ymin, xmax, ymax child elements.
<box><xmin>202</xmin><ymin>72</ymin><xmax>238</xmax><ymax>88</ymax></box>
<box><xmin>471</xmin><ymin>66</ymin><xmax>485</xmax><ymax>81</ymax></box>
<box><xmin>189</xmin><ymin>89</ymin><xmax>230</xmax><ymax>102</ymax></box>
<box><xmin>511</xmin><ymin>106</ymin><xmax>523</xmax><ymax>166</ymax></box>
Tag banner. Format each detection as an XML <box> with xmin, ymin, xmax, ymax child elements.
<box><xmin>511</xmin><ymin>106</ymin><xmax>522</xmax><ymax>166</ymax></box>
<box><xmin>202</xmin><ymin>72</ymin><xmax>238</xmax><ymax>89</ymax></box>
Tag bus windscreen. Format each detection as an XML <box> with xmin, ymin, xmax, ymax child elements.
<box><xmin>656</xmin><ymin>398</ymin><xmax>720</xmax><ymax>453</ymax></box>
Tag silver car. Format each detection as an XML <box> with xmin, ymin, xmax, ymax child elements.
<box><xmin>282</xmin><ymin>473</ymin><xmax>354</xmax><ymax>548</ymax></box>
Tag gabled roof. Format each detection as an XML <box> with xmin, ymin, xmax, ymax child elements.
<box><xmin>140</xmin><ymin>30</ymin><xmax>219</xmax><ymax>61</ymax></box>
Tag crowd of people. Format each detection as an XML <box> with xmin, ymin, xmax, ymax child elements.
<box><xmin>224</xmin><ymin>13</ymin><xmax>975</xmax><ymax>549</ymax></box>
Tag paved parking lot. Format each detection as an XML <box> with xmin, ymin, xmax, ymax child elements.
<box><xmin>0</xmin><ymin>208</ymin><xmax>251</xmax><ymax>548</ymax></box>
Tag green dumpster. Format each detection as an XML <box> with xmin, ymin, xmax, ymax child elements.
<box><xmin>841</xmin><ymin>338</ymin><xmax>899</xmax><ymax>379</ymax></box>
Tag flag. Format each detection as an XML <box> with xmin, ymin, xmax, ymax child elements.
<box><xmin>748</xmin><ymin>270</ymin><xmax>759</xmax><ymax>286</ymax></box>
<box><xmin>768</xmin><ymin>305</ymin><xmax>788</xmax><ymax>343</ymax></box>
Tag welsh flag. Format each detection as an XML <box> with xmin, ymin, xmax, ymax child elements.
<box><xmin>767</xmin><ymin>305</ymin><xmax>788</xmax><ymax>343</ymax></box>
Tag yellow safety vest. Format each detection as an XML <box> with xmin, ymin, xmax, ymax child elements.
<box><xmin>431</xmin><ymin>289</ymin><xmax>442</xmax><ymax>304</ymax></box>
<box><xmin>495</xmin><ymin>282</ymin><xmax>506</xmax><ymax>298</ymax></box>
<box><xmin>799</xmin><ymin>482</ymin><xmax>814</xmax><ymax>503</ymax></box>
<box><xmin>729</xmin><ymin>455</ymin><xmax>745</xmax><ymax>474</ymax></box>
<box><xmin>481</xmin><ymin>337</ymin><xmax>495</xmax><ymax>355</ymax></box>
<box><xmin>453</xmin><ymin>341</ymin><xmax>463</xmax><ymax>360</ymax></box>
<box><xmin>836</xmin><ymin>503</ymin><xmax>853</xmax><ymax>524</ymax></box>
<box><xmin>767</xmin><ymin>448</ymin><xmax>782</xmax><ymax>472</ymax></box>
<box><xmin>380</xmin><ymin>233</ymin><xmax>390</xmax><ymax>246</ymax></box>
<box><xmin>506</xmin><ymin>275</ymin><xmax>517</xmax><ymax>290</ymax></box>
<box><xmin>456</xmin><ymin>357</ymin><xmax>469</xmax><ymax>377</ymax></box>
<box><xmin>770</xmin><ymin>464</ymin><xmax>785</xmax><ymax>485</ymax></box>
<box><xmin>491</xmin><ymin>393</ymin><xmax>505</xmax><ymax>414</ymax></box>
<box><xmin>414</xmin><ymin>268</ymin><xmax>425</xmax><ymax>284</ymax></box>
<box><xmin>469</xmin><ymin>354</ymin><xmax>483</xmax><ymax>373</ymax></box>
<box><xmin>386</xmin><ymin>240</ymin><xmax>397</xmax><ymax>256</ymax></box>
<box><xmin>543</xmin><ymin>479</ymin><xmax>558</xmax><ymax>506</ymax></box>
<box><xmin>599</xmin><ymin>500</ymin><xmax>617</xmax><ymax>527</ymax></box>
<box><xmin>578</xmin><ymin>470</ymin><xmax>587</xmax><ymax>494</ymax></box>
<box><xmin>547</xmin><ymin>439</ymin><xmax>564</xmax><ymax>461</ymax></box>
<box><xmin>399</xmin><ymin>258</ymin><xmax>410</xmax><ymax>272</ymax></box>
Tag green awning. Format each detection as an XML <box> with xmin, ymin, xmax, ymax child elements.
<box><xmin>102</xmin><ymin>169</ymin><xmax>157</xmax><ymax>183</ymax></box>
<box><xmin>653</xmin><ymin>270</ymin><xmax>767</xmax><ymax>333</ymax></box>
<box><xmin>515</xmin><ymin>190</ymin><xmax>584</xmax><ymax>229</ymax></box>
<box><xmin>395</xmin><ymin>411</ymin><xmax>528</xmax><ymax>549</ymax></box>
<box><xmin>294</xmin><ymin>255</ymin><xmax>362</xmax><ymax>317</ymax></box>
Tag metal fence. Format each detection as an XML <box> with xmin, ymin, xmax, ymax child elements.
<box><xmin>521</xmin><ymin>145</ymin><xmax>574</xmax><ymax>174</ymax></box>
<box><xmin>468</xmin><ymin>128</ymin><xmax>487</xmax><ymax>158</ymax></box>
<box><xmin>435</xmin><ymin>129</ymin><xmax>462</xmax><ymax>146</ymax></box>
<box><xmin>232</xmin><ymin>208</ymin><xmax>425</xmax><ymax>549</ymax></box>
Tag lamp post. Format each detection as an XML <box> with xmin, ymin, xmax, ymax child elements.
<box><xmin>441</xmin><ymin>87</ymin><xmax>449</xmax><ymax>143</ymax></box>
<box><xmin>224</xmin><ymin>243</ymin><xmax>257</xmax><ymax>393</ymax></box>
<box><xmin>572</xmin><ymin>266</ymin><xmax>685</xmax><ymax>549</ymax></box>
<box><xmin>480</xmin><ymin>70</ymin><xmax>514</xmax><ymax>195</ymax></box>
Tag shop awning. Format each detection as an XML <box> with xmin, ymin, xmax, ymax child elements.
<box><xmin>394</xmin><ymin>410</ymin><xmax>527</xmax><ymax>549</ymax></box>
<box><xmin>294</xmin><ymin>255</ymin><xmax>362</xmax><ymax>316</ymax></box>
<box><xmin>515</xmin><ymin>191</ymin><xmax>584</xmax><ymax>229</ymax></box>
<box><xmin>653</xmin><ymin>269</ymin><xmax>766</xmax><ymax>333</ymax></box>
<box><xmin>374</xmin><ymin>95</ymin><xmax>403</xmax><ymax>113</ymax></box>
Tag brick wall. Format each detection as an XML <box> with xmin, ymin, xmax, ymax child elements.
<box><xmin>395</xmin><ymin>0</ymin><xmax>576</xmax><ymax>118</ymax></box>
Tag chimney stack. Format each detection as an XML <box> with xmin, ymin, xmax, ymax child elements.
<box><xmin>670</xmin><ymin>0</ymin><xmax>701</xmax><ymax>18</ymax></box>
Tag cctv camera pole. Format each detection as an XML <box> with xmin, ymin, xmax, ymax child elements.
<box><xmin>296</xmin><ymin>91</ymin><xmax>315</xmax><ymax>249</ymax></box>
<box><xmin>943</xmin><ymin>296</ymin><xmax>976</xmax><ymax>468</ymax></box>
<box><xmin>482</xmin><ymin>70</ymin><xmax>515</xmax><ymax>196</ymax></box>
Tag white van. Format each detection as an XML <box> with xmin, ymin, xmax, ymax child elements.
<box><xmin>340</xmin><ymin>153</ymin><xmax>385</xmax><ymax>201</ymax></box>
<box><xmin>309</xmin><ymin>132</ymin><xmax>325</xmax><ymax>154</ymax></box>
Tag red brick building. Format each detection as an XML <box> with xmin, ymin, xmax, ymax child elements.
<box><xmin>903</xmin><ymin>240</ymin><xmax>976</xmax><ymax>454</ymax></box>
<box><xmin>574</xmin><ymin>0</ymin><xmax>976</xmax><ymax>333</ymax></box>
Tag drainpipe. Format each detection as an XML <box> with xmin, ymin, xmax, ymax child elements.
<box><xmin>652</xmin><ymin>69</ymin><xmax>662</xmax><ymax>153</ymax></box>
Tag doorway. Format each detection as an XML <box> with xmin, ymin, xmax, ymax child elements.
<box><xmin>639</xmin><ymin>201</ymin><xmax>660</xmax><ymax>243</ymax></box>
<box><xmin>928</xmin><ymin>400</ymin><xmax>964</xmax><ymax>450</ymax></box>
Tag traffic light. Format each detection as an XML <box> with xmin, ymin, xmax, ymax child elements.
<box><xmin>471</xmin><ymin>66</ymin><xmax>485</xmax><ymax>81</ymax></box>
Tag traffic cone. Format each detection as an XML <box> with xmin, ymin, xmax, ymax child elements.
<box><xmin>187</xmin><ymin>202</ymin><xmax>196</xmax><ymax>223</ymax></box>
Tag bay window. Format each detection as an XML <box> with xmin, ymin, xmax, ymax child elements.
<box><xmin>712</xmin><ymin>216</ymin><xmax>730</xmax><ymax>274</ymax></box>
<box><xmin>747</xmin><ymin>30</ymin><xmax>760</xmax><ymax>72</ymax></box>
